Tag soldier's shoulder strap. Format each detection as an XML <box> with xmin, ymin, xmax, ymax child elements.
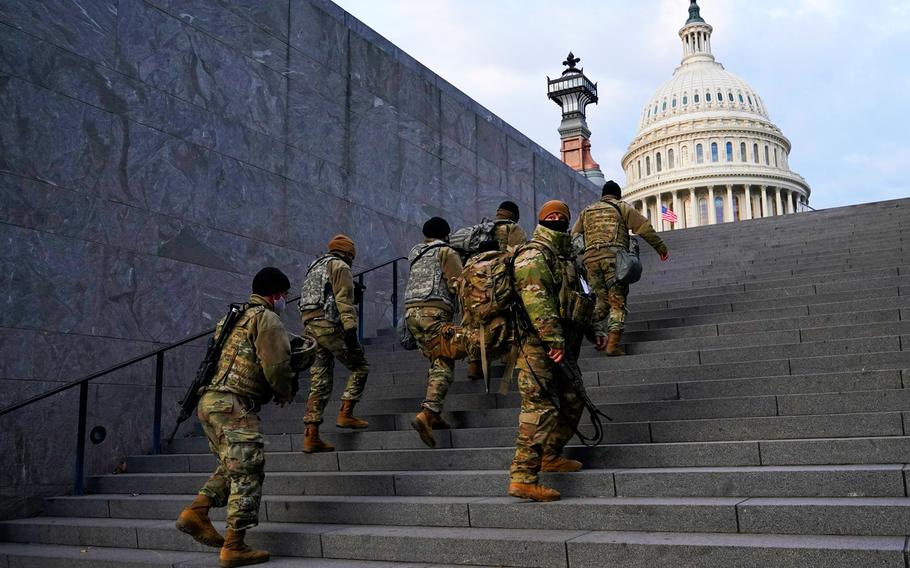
<box><xmin>409</xmin><ymin>242</ymin><xmax>447</xmax><ymax>267</ymax></box>
<box><xmin>304</xmin><ymin>254</ymin><xmax>334</xmax><ymax>278</ymax></box>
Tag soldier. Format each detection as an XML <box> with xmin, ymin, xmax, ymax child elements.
<box><xmin>406</xmin><ymin>217</ymin><xmax>472</xmax><ymax>447</ymax></box>
<box><xmin>492</xmin><ymin>200</ymin><xmax>528</xmax><ymax>249</ymax></box>
<box><xmin>508</xmin><ymin>201</ymin><xmax>589</xmax><ymax>503</ymax></box>
<box><xmin>466</xmin><ymin>200</ymin><xmax>528</xmax><ymax>380</ymax></box>
<box><xmin>298</xmin><ymin>234</ymin><xmax>370</xmax><ymax>453</ymax></box>
<box><xmin>573</xmin><ymin>180</ymin><xmax>669</xmax><ymax>356</ymax></box>
<box><xmin>175</xmin><ymin>267</ymin><xmax>295</xmax><ymax>567</ymax></box>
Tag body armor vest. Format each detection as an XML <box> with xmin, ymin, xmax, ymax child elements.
<box><xmin>581</xmin><ymin>200</ymin><xmax>629</xmax><ymax>253</ymax></box>
<box><xmin>298</xmin><ymin>255</ymin><xmax>340</xmax><ymax>322</ymax></box>
<box><xmin>405</xmin><ymin>242</ymin><xmax>457</xmax><ymax>309</ymax></box>
<box><xmin>209</xmin><ymin>305</ymin><xmax>272</xmax><ymax>402</ymax></box>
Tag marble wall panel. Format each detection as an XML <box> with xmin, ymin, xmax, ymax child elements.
<box><xmin>350</xmin><ymin>108</ymin><xmax>401</xmax><ymax>202</ymax></box>
<box><xmin>287</xmin><ymin>47</ymin><xmax>346</xmax><ymax>105</ymax></box>
<box><xmin>115</xmin><ymin>0</ymin><xmax>287</xmax><ymax>141</ymax></box>
<box><xmin>440</xmin><ymin>92</ymin><xmax>476</xmax><ymax>152</ymax></box>
<box><xmin>284</xmin><ymin>182</ymin><xmax>353</xmax><ymax>257</ymax></box>
<box><xmin>398</xmin><ymin>63</ymin><xmax>439</xmax><ymax>129</ymax></box>
<box><xmin>289</xmin><ymin>0</ymin><xmax>347</xmax><ymax>72</ymax></box>
<box><xmin>348</xmin><ymin>31</ymin><xmax>399</xmax><ymax>107</ymax></box>
<box><xmin>287</xmin><ymin>81</ymin><xmax>347</xmax><ymax>169</ymax></box>
<box><xmin>398</xmin><ymin>144</ymin><xmax>443</xmax><ymax>226</ymax></box>
<box><xmin>285</xmin><ymin>146</ymin><xmax>346</xmax><ymax>201</ymax></box>
<box><xmin>476</xmin><ymin>115</ymin><xmax>508</xmax><ymax>169</ymax></box>
<box><xmin>0</xmin><ymin>0</ymin><xmax>117</xmax><ymax>67</ymax></box>
<box><xmin>0</xmin><ymin>76</ymin><xmax>114</xmax><ymax>194</ymax></box>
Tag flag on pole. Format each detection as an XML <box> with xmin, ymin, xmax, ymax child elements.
<box><xmin>661</xmin><ymin>206</ymin><xmax>678</xmax><ymax>224</ymax></box>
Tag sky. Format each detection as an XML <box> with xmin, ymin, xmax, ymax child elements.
<box><xmin>334</xmin><ymin>0</ymin><xmax>910</xmax><ymax>210</ymax></box>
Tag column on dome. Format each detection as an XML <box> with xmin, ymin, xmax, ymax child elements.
<box><xmin>743</xmin><ymin>186</ymin><xmax>753</xmax><ymax>220</ymax></box>
<box><xmin>708</xmin><ymin>186</ymin><xmax>716</xmax><ymax>225</ymax></box>
<box><xmin>726</xmin><ymin>185</ymin><xmax>734</xmax><ymax>222</ymax></box>
<box><xmin>760</xmin><ymin>185</ymin><xmax>768</xmax><ymax>218</ymax></box>
<box><xmin>774</xmin><ymin>187</ymin><xmax>783</xmax><ymax>217</ymax></box>
<box><xmin>672</xmin><ymin>191</ymin><xmax>681</xmax><ymax>229</ymax></box>
<box><xmin>784</xmin><ymin>189</ymin><xmax>794</xmax><ymax>214</ymax></box>
<box><xmin>688</xmin><ymin>188</ymin><xmax>698</xmax><ymax>227</ymax></box>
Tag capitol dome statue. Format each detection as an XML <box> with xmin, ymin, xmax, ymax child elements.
<box><xmin>621</xmin><ymin>0</ymin><xmax>811</xmax><ymax>230</ymax></box>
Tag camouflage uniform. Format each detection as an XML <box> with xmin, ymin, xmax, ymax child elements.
<box><xmin>492</xmin><ymin>216</ymin><xmax>528</xmax><ymax>250</ymax></box>
<box><xmin>509</xmin><ymin>225</ymin><xmax>588</xmax><ymax>484</ymax></box>
<box><xmin>198</xmin><ymin>294</ymin><xmax>295</xmax><ymax>530</ymax></box>
<box><xmin>405</xmin><ymin>239</ymin><xmax>468</xmax><ymax>413</ymax></box>
<box><xmin>299</xmin><ymin>254</ymin><xmax>369</xmax><ymax>424</ymax></box>
<box><xmin>572</xmin><ymin>196</ymin><xmax>667</xmax><ymax>336</ymax></box>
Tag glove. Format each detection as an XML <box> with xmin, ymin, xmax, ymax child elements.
<box><xmin>343</xmin><ymin>328</ymin><xmax>360</xmax><ymax>351</ymax></box>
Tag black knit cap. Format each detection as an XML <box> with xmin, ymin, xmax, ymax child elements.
<box><xmin>422</xmin><ymin>216</ymin><xmax>451</xmax><ymax>239</ymax></box>
<box><xmin>252</xmin><ymin>266</ymin><xmax>291</xmax><ymax>296</ymax></box>
<box><xmin>497</xmin><ymin>200</ymin><xmax>520</xmax><ymax>221</ymax></box>
<box><xmin>602</xmin><ymin>180</ymin><xmax>622</xmax><ymax>198</ymax></box>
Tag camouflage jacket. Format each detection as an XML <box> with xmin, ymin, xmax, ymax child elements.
<box><xmin>493</xmin><ymin>217</ymin><xmax>528</xmax><ymax>250</ymax></box>
<box><xmin>207</xmin><ymin>294</ymin><xmax>295</xmax><ymax>404</ymax></box>
<box><xmin>572</xmin><ymin>196</ymin><xmax>667</xmax><ymax>263</ymax></box>
<box><xmin>513</xmin><ymin>225</ymin><xmax>584</xmax><ymax>349</ymax></box>
<box><xmin>300</xmin><ymin>254</ymin><xmax>358</xmax><ymax>332</ymax></box>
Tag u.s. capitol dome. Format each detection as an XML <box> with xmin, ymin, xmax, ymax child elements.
<box><xmin>621</xmin><ymin>0</ymin><xmax>811</xmax><ymax>230</ymax></box>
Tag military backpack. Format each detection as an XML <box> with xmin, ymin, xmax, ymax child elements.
<box><xmin>449</xmin><ymin>219</ymin><xmax>512</xmax><ymax>259</ymax></box>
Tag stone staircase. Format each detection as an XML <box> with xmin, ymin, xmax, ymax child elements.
<box><xmin>2</xmin><ymin>197</ymin><xmax>910</xmax><ymax>567</ymax></box>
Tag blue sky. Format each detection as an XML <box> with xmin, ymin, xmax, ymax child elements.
<box><xmin>334</xmin><ymin>0</ymin><xmax>909</xmax><ymax>210</ymax></box>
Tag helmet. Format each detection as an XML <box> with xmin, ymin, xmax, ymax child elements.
<box><xmin>289</xmin><ymin>334</ymin><xmax>317</xmax><ymax>373</ymax></box>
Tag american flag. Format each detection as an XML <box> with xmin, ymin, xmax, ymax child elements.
<box><xmin>661</xmin><ymin>206</ymin><xmax>679</xmax><ymax>224</ymax></box>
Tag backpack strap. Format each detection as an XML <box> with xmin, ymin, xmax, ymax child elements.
<box><xmin>409</xmin><ymin>242</ymin><xmax>448</xmax><ymax>267</ymax></box>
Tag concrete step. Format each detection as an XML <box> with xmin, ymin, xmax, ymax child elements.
<box><xmin>1</xmin><ymin>517</ymin><xmax>906</xmax><ymax>567</ymax></box>
<box><xmin>89</xmin><ymin>462</ymin><xmax>909</xmax><ymax>498</ymax></box>
<box><xmin>132</xmin><ymin>436</ymin><xmax>910</xmax><ymax>475</ymax></box>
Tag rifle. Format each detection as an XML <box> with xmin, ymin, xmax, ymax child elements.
<box><xmin>167</xmin><ymin>303</ymin><xmax>246</xmax><ymax>443</ymax></box>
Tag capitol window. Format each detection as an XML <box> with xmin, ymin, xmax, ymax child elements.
<box><xmin>672</xmin><ymin>98</ymin><xmax>677</xmax><ymax>108</ymax></box>
<box><xmin>726</xmin><ymin>142</ymin><xmax>733</xmax><ymax>161</ymax></box>
<box><xmin>662</xmin><ymin>101</ymin><xmax>667</xmax><ymax>111</ymax></box>
<box><xmin>706</xmin><ymin>92</ymin><xmax>712</xmax><ymax>102</ymax></box>
<box><xmin>698</xmin><ymin>198</ymin><xmax>709</xmax><ymax>224</ymax></box>
<box><xmin>753</xmin><ymin>143</ymin><xmax>759</xmax><ymax>163</ymax></box>
<box><xmin>774</xmin><ymin>148</ymin><xmax>779</xmax><ymax>167</ymax></box>
<box><xmin>682</xmin><ymin>95</ymin><xmax>688</xmax><ymax>105</ymax></box>
<box><xmin>728</xmin><ymin>92</ymin><xmax>734</xmax><ymax>102</ymax></box>
<box><xmin>733</xmin><ymin>196</ymin><xmax>741</xmax><ymax>221</ymax></box>
<box><xmin>637</xmin><ymin>160</ymin><xmax>641</xmax><ymax>178</ymax></box>
<box><xmin>646</xmin><ymin>156</ymin><xmax>651</xmax><ymax>175</ymax></box>
<box><xmin>656</xmin><ymin>152</ymin><xmax>662</xmax><ymax>172</ymax></box>
<box><xmin>668</xmin><ymin>149</ymin><xmax>675</xmax><ymax>169</ymax></box>
<box><xmin>740</xmin><ymin>142</ymin><xmax>747</xmax><ymax>161</ymax></box>
<box><xmin>764</xmin><ymin>145</ymin><xmax>770</xmax><ymax>165</ymax></box>
<box><xmin>715</xmin><ymin>197</ymin><xmax>724</xmax><ymax>221</ymax></box>
<box><xmin>711</xmin><ymin>142</ymin><xmax>718</xmax><ymax>162</ymax></box>
<box><xmin>717</xmin><ymin>91</ymin><xmax>723</xmax><ymax>102</ymax></box>
<box><xmin>747</xmin><ymin>95</ymin><xmax>753</xmax><ymax>105</ymax></box>
<box><xmin>696</xmin><ymin>144</ymin><xmax>704</xmax><ymax>163</ymax></box>
<box><xmin>738</xmin><ymin>93</ymin><xmax>744</xmax><ymax>103</ymax></box>
<box><xmin>694</xmin><ymin>93</ymin><xmax>700</xmax><ymax>103</ymax></box>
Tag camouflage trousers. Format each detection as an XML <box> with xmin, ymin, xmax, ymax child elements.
<box><xmin>303</xmin><ymin>321</ymin><xmax>370</xmax><ymax>424</ymax></box>
<box><xmin>197</xmin><ymin>391</ymin><xmax>265</xmax><ymax>531</ymax></box>
<box><xmin>405</xmin><ymin>306</ymin><xmax>470</xmax><ymax>414</ymax></box>
<box><xmin>585</xmin><ymin>258</ymin><xmax>630</xmax><ymax>336</ymax></box>
<box><xmin>509</xmin><ymin>338</ymin><xmax>584</xmax><ymax>484</ymax></box>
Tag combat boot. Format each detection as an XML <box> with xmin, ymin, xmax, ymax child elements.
<box><xmin>335</xmin><ymin>400</ymin><xmax>369</xmax><ymax>429</ymax></box>
<box><xmin>467</xmin><ymin>360</ymin><xmax>484</xmax><ymax>380</ymax></box>
<box><xmin>302</xmin><ymin>424</ymin><xmax>334</xmax><ymax>453</ymax></box>
<box><xmin>508</xmin><ymin>482</ymin><xmax>561</xmax><ymax>502</ymax></box>
<box><xmin>410</xmin><ymin>408</ymin><xmax>438</xmax><ymax>448</ymax></box>
<box><xmin>175</xmin><ymin>494</ymin><xmax>224</xmax><ymax>548</ymax></box>
<box><xmin>541</xmin><ymin>454</ymin><xmax>583</xmax><ymax>472</ymax></box>
<box><xmin>219</xmin><ymin>528</ymin><xmax>269</xmax><ymax>567</ymax></box>
<box><xmin>605</xmin><ymin>331</ymin><xmax>625</xmax><ymax>357</ymax></box>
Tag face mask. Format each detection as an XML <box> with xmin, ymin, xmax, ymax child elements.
<box><xmin>273</xmin><ymin>296</ymin><xmax>287</xmax><ymax>314</ymax></box>
<box><xmin>540</xmin><ymin>219</ymin><xmax>570</xmax><ymax>233</ymax></box>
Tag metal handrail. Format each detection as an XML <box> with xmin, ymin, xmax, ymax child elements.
<box><xmin>0</xmin><ymin>256</ymin><xmax>408</xmax><ymax>494</ymax></box>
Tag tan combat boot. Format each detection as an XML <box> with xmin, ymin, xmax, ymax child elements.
<box><xmin>410</xmin><ymin>409</ymin><xmax>437</xmax><ymax>448</ymax></box>
<box><xmin>541</xmin><ymin>454</ymin><xmax>583</xmax><ymax>473</ymax></box>
<box><xmin>335</xmin><ymin>400</ymin><xmax>369</xmax><ymax>429</ymax></box>
<box><xmin>302</xmin><ymin>424</ymin><xmax>334</xmax><ymax>453</ymax></box>
<box><xmin>175</xmin><ymin>494</ymin><xmax>224</xmax><ymax>548</ymax></box>
<box><xmin>508</xmin><ymin>482</ymin><xmax>561</xmax><ymax>502</ymax></box>
<box><xmin>605</xmin><ymin>331</ymin><xmax>625</xmax><ymax>357</ymax></box>
<box><xmin>428</xmin><ymin>411</ymin><xmax>451</xmax><ymax>430</ymax></box>
<box><xmin>219</xmin><ymin>528</ymin><xmax>269</xmax><ymax>567</ymax></box>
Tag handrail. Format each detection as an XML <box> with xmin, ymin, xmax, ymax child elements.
<box><xmin>0</xmin><ymin>255</ymin><xmax>407</xmax><ymax>419</ymax></box>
